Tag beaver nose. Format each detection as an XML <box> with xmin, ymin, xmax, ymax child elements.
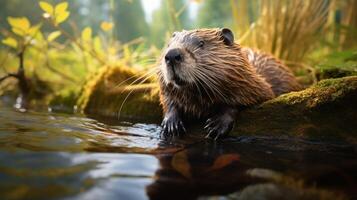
<box><xmin>165</xmin><ymin>49</ymin><xmax>183</xmax><ymax>65</ymax></box>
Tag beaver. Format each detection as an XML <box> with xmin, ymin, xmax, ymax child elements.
<box><xmin>158</xmin><ymin>28</ymin><xmax>300</xmax><ymax>139</ymax></box>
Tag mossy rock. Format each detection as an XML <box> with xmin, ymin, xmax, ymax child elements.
<box><xmin>77</xmin><ymin>65</ymin><xmax>162</xmax><ymax>120</ymax></box>
<box><xmin>233</xmin><ymin>76</ymin><xmax>357</xmax><ymax>140</ymax></box>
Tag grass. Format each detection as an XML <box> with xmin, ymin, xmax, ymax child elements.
<box><xmin>232</xmin><ymin>0</ymin><xmax>329</xmax><ymax>63</ymax></box>
<box><xmin>228</xmin><ymin>0</ymin><xmax>357</xmax><ymax>81</ymax></box>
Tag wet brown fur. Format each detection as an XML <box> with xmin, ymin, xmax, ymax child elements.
<box><xmin>158</xmin><ymin>28</ymin><xmax>300</xmax><ymax>118</ymax></box>
<box><xmin>243</xmin><ymin>48</ymin><xmax>301</xmax><ymax>96</ymax></box>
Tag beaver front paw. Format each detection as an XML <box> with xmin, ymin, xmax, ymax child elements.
<box><xmin>160</xmin><ymin>114</ymin><xmax>186</xmax><ymax>137</ymax></box>
<box><xmin>204</xmin><ymin>114</ymin><xmax>235</xmax><ymax>140</ymax></box>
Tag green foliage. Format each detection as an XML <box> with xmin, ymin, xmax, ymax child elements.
<box><xmin>316</xmin><ymin>50</ymin><xmax>357</xmax><ymax>79</ymax></box>
<box><xmin>318</xmin><ymin>50</ymin><xmax>357</xmax><ymax>69</ymax></box>
<box><xmin>0</xmin><ymin>0</ymin><xmax>158</xmax><ymax>110</ymax></box>
<box><xmin>150</xmin><ymin>0</ymin><xmax>189</xmax><ymax>47</ymax></box>
<box><xmin>2</xmin><ymin>16</ymin><xmax>42</xmax><ymax>51</ymax></box>
<box><xmin>113</xmin><ymin>0</ymin><xmax>149</xmax><ymax>43</ymax></box>
<box><xmin>196</xmin><ymin>0</ymin><xmax>232</xmax><ymax>28</ymax></box>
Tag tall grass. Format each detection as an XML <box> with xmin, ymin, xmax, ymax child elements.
<box><xmin>231</xmin><ymin>0</ymin><xmax>329</xmax><ymax>63</ymax></box>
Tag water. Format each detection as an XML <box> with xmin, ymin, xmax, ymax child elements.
<box><xmin>0</xmin><ymin>106</ymin><xmax>356</xmax><ymax>200</ymax></box>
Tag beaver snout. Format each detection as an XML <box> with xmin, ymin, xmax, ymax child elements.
<box><xmin>165</xmin><ymin>48</ymin><xmax>183</xmax><ymax>66</ymax></box>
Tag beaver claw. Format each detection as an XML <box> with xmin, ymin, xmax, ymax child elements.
<box><xmin>160</xmin><ymin>114</ymin><xmax>186</xmax><ymax>138</ymax></box>
<box><xmin>204</xmin><ymin>114</ymin><xmax>235</xmax><ymax>140</ymax></box>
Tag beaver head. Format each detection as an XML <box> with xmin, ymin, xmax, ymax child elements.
<box><xmin>159</xmin><ymin>28</ymin><xmax>237</xmax><ymax>89</ymax></box>
<box><xmin>158</xmin><ymin>28</ymin><xmax>267</xmax><ymax>111</ymax></box>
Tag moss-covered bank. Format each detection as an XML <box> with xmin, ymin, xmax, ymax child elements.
<box><xmin>67</xmin><ymin>64</ymin><xmax>357</xmax><ymax>139</ymax></box>
<box><xmin>233</xmin><ymin>76</ymin><xmax>357</xmax><ymax>140</ymax></box>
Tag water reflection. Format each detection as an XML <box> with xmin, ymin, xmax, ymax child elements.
<box><xmin>0</xmin><ymin>107</ymin><xmax>356</xmax><ymax>199</ymax></box>
<box><xmin>147</xmin><ymin>139</ymin><xmax>356</xmax><ymax>200</ymax></box>
<box><xmin>0</xmin><ymin>152</ymin><xmax>158</xmax><ymax>200</ymax></box>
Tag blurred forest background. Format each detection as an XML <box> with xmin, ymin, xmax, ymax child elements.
<box><xmin>0</xmin><ymin>0</ymin><xmax>356</xmax><ymax>113</ymax></box>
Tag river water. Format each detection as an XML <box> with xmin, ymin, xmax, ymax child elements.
<box><xmin>0</xmin><ymin>106</ymin><xmax>356</xmax><ymax>200</ymax></box>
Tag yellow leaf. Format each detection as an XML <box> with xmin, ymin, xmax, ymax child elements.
<box><xmin>171</xmin><ymin>150</ymin><xmax>191</xmax><ymax>178</ymax></box>
<box><xmin>34</xmin><ymin>31</ymin><xmax>44</xmax><ymax>42</ymax></box>
<box><xmin>47</xmin><ymin>31</ymin><xmax>61</xmax><ymax>42</ymax></box>
<box><xmin>55</xmin><ymin>11</ymin><xmax>70</xmax><ymax>25</ymax></box>
<box><xmin>8</xmin><ymin>17</ymin><xmax>30</xmax><ymax>31</ymax></box>
<box><xmin>2</xmin><ymin>37</ymin><xmax>18</xmax><ymax>49</ymax></box>
<box><xmin>28</xmin><ymin>24</ymin><xmax>42</xmax><ymax>36</ymax></box>
<box><xmin>100</xmin><ymin>21</ymin><xmax>114</xmax><ymax>32</ymax></box>
<box><xmin>39</xmin><ymin>1</ymin><xmax>54</xmax><ymax>14</ymax></box>
<box><xmin>93</xmin><ymin>36</ymin><xmax>103</xmax><ymax>52</ymax></box>
<box><xmin>81</xmin><ymin>27</ymin><xmax>92</xmax><ymax>41</ymax></box>
<box><xmin>55</xmin><ymin>2</ymin><xmax>68</xmax><ymax>15</ymax></box>
<box><xmin>12</xmin><ymin>27</ymin><xmax>26</xmax><ymax>36</ymax></box>
<box><xmin>209</xmin><ymin>154</ymin><xmax>240</xmax><ymax>171</ymax></box>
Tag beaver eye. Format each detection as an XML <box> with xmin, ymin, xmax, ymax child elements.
<box><xmin>198</xmin><ymin>41</ymin><xmax>204</xmax><ymax>48</ymax></box>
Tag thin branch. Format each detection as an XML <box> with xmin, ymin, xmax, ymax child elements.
<box><xmin>18</xmin><ymin>51</ymin><xmax>25</xmax><ymax>71</ymax></box>
<box><xmin>0</xmin><ymin>74</ymin><xmax>11</xmax><ymax>83</ymax></box>
<box><xmin>0</xmin><ymin>73</ymin><xmax>18</xmax><ymax>83</ymax></box>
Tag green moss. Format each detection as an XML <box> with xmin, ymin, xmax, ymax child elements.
<box><xmin>315</xmin><ymin>50</ymin><xmax>357</xmax><ymax>79</ymax></box>
<box><xmin>233</xmin><ymin>76</ymin><xmax>357</xmax><ymax>140</ymax></box>
<box><xmin>269</xmin><ymin>76</ymin><xmax>357</xmax><ymax>107</ymax></box>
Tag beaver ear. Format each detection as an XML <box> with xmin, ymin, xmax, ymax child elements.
<box><xmin>221</xmin><ymin>28</ymin><xmax>234</xmax><ymax>46</ymax></box>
